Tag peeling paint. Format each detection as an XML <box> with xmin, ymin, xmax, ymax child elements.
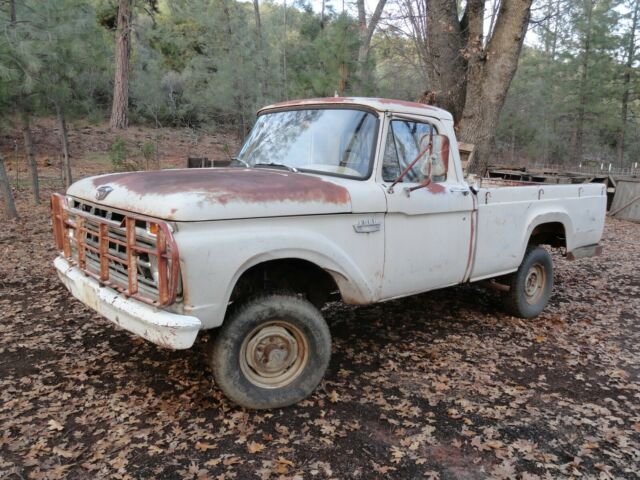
<box><xmin>91</xmin><ymin>169</ymin><xmax>351</xmax><ymax>206</ymax></box>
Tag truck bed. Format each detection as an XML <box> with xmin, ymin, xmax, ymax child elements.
<box><xmin>469</xmin><ymin>181</ymin><xmax>607</xmax><ymax>281</ymax></box>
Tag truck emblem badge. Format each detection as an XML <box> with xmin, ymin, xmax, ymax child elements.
<box><xmin>353</xmin><ymin>218</ymin><xmax>381</xmax><ymax>233</ymax></box>
<box><xmin>95</xmin><ymin>185</ymin><xmax>113</xmax><ymax>201</ymax></box>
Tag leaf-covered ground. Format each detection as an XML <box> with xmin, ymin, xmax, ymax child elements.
<box><xmin>1</xmin><ymin>187</ymin><xmax>639</xmax><ymax>479</ymax></box>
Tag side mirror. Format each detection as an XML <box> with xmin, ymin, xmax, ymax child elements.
<box><xmin>419</xmin><ymin>134</ymin><xmax>449</xmax><ymax>182</ymax></box>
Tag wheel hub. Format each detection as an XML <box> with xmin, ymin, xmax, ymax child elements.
<box><xmin>240</xmin><ymin>321</ymin><xmax>308</xmax><ymax>389</ymax></box>
<box><xmin>246</xmin><ymin>325</ymin><xmax>299</xmax><ymax>376</ymax></box>
<box><xmin>524</xmin><ymin>263</ymin><xmax>545</xmax><ymax>304</ymax></box>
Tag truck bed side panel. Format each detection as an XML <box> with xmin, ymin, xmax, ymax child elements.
<box><xmin>470</xmin><ymin>183</ymin><xmax>606</xmax><ymax>281</ymax></box>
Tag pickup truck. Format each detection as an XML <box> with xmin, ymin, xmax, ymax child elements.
<box><xmin>51</xmin><ymin>97</ymin><xmax>606</xmax><ymax>409</ymax></box>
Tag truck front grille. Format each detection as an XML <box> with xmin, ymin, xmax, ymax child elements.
<box><xmin>51</xmin><ymin>194</ymin><xmax>181</xmax><ymax>306</ymax></box>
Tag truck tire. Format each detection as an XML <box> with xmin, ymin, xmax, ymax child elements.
<box><xmin>210</xmin><ymin>294</ymin><xmax>331</xmax><ymax>409</ymax></box>
<box><xmin>503</xmin><ymin>246</ymin><xmax>554</xmax><ymax>319</ymax></box>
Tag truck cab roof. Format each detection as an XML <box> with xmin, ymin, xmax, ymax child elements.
<box><xmin>259</xmin><ymin>97</ymin><xmax>454</xmax><ymax>121</ymax></box>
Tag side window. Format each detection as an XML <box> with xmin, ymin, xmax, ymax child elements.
<box><xmin>382</xmin><ymin>120</ymin><xmax>441</xmax><ymax>183</ymax></box>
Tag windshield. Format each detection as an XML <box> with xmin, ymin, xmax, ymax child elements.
<box><xmin>237</xmin><ymin>108</ymin><xmax>379</xmax><ymax>179</ymax></box>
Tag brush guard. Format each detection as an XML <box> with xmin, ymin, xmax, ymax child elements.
<box><xmin>51</xmin><ymin>193</ymin><xmax>180</xmax><ymax>306</ymax></box>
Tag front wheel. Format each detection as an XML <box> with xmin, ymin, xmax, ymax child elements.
<box><xmin>211</xmin><ymin>294</ymin><xmax>331</xmax><ymax>409</ymax></box>
<box><xmin>503</xmin><ymin>246</ymin><xmax>554</xmax><ymax>319</ymax></box>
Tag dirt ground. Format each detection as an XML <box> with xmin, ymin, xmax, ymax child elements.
<box><xmin>1</xmin><ymin>117</ymin><xmax>238</xmax><ymax>183</ymax></box>
<box><xmin>1</xmin><ymin>127</ymin><xmax>639</xmax><ymax>479</ymax></box>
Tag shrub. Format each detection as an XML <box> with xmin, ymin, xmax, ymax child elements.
<box><xmin>109</xmin><ymin>137</ymin><xmax>128</xmax><ymax>170</ymax></box>
<box><xmin>140</xmin><ymin>141</ymin><xmax>156</xmax><ymax>169</ymax></box>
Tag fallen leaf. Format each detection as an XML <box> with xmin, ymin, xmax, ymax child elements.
<box><xmin>247</xmin><ymin>441</ymin><xmax>265</xmax><ymax>454</ymax></box>
<box><xmin>48</xmin><ymin>419</ymin><xmax>64</xmax><ymax>431</ymax></box>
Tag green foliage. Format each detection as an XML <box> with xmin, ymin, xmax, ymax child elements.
<box><xmin>109</xmin><ymin>137</ymin><xmax>128</xmax><ymax>169</ymax></box>
<box><xmin>496</xmin><ymin>0</ymin><xmax>639</xmax><ymax>167</ymax></box>
<box><xmin>0</xmin><ymin>0</ymin><xmax>112</xmax><ymax>127</ymax></box>
<box><xmin>140</xmin><ymin>141</ymin><xmax>156</xmax><ymax>161</ymax></box>
<box><xmin>2</xmin><ymin>0</ymin><xmax>640</xmax><ymax>170</ymax></box>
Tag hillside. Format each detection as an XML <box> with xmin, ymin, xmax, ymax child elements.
<box><xmin>1</xmin><ymin>118</ymin><xmax>240</xmax><ymax>191</ymax></box>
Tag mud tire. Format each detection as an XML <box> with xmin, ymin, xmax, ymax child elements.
<box><xmin>503</xmin><ymin>246</ymin><xmax>554</xmax><ymax>319</ymax></box>
<box><xmin>211</xmin><ymin>294</ymin><xmax>331</xmax><ymax>409</ymax></box>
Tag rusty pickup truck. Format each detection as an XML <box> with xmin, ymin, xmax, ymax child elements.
<box><xmin>51</xmin><ymin>98</ymin><xmax>606</xmax><ymax>408</ymax></box>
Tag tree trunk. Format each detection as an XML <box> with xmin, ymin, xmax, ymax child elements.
<box><xmin>424</xmin><ymin>0</ymin><xmax>468</xmax><ymax>122</ymax></box>
<box><xmin>0</xmin><ymin>152</ymin><xmax>19</xmax><ymax>219</ymax></box>
<box><xmin>9</xmin><ymin>0</ymin><xmax>16</xmax><ymax>25</ymax></box>
<box><xmin>55</xmin><ymin>102</ymin><xmax>72</xmax><ymax>188</ymax></box>
<box><xmin>21</xmin><ymin>113</ymin><xmax>40</xmax><ymax>205</ymax></box>
<box><xmin>461</xmin><ymin>0</ymin><xmax>532</xmax><ymax>175</ymax></box>
<box><xmin>283</xmin><ymin>0</ymin><xmax>288</xmax><ymax>99</ymax></box>
<box><xmin>423</xmin><ymin>0</ymin><xmax>532</xmax><ymax>175</ymax></box>
<box><xmin>252</xmin><ymin>0</ymin><xmax>269</xmax><ymax>99</ymax></box>
<box><xmin>541</xmin><ymin>0</ymin><xmax>561</xmax><ymax>164</ymax></box>
<box><xmin>570</xmin><ymin>0</ymin><xmax>594</xmax><ymax>166</ymax></box>
<box><xmin>220</xmin><ymin>0</ymin><xmax>246</xmax><ymax>132</ymax></box>
<box><xmin>354</xmin><ymin>0</ymin><xmax>388</xmax><ymax>95</ymax></box>
<box><xmin>618</xmin><ymin>0</ymin><xmax>639</xmax><ymax>168</ymax></box>
<box><xmin>110</xmin><ymin>0</ymin><xmax>132</xmax><ymax>130</ymax></box>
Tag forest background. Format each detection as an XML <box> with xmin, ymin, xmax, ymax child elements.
<box><xmin>1</xmin><ymin>0</ymin><xmax>638</xmax><ymax>210</ymax></box>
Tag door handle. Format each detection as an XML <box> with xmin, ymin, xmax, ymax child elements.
<box><xmin>449</xmin><ymin>186</ymin><xmax>470</xmax><ymax>196</ymax></box>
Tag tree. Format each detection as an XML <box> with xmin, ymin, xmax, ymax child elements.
<box><xmin>253</xmin><ymin>0</ymin><xmax>269</xmax><ymax>99</ymax></box>
<box><xmin>354</xmin><ymin>0</ymin><xmax>388</xmax><ymax>94</ymax></box>
<box><xmin>420</xmin><ymin>0</ymin><xmax>534</xmax><ymax>174</ymax></box>
<box><xmin>55</xmin><ymin>102</ymin><xmax>72</xmax><ymax>187</ymax></box>
<box><xmin>0</xmin><ymin>152</ymin><xmax>19</xmax><ymax>219</ymax></box>
<box><xmin>110</xmin><ymin>0</ymin><xmax>133</xmax><ymax>129</ymax></box>
<box><xmin>618</xmin><ymin>0</ymin><xmax>639</xmax><ymax>167</ymax></box>
<box><xmin>570</xmin><ymin>0</ymin><xmax>595</xmax><ymax>165</ymax></box>
<box><xmin>21</xmin><ymin>111</ymin><xmax>40</xmax><ymax>205</ymax></box>
<box><xmin>1</xmin><ymin>0</ymin><xmax>42</xmax><ymax>204</ymax></box>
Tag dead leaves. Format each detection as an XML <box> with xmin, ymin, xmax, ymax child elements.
<box><xmin>1</xmin><ymin>193</ymin><xmax>639</xmax><ymax>480</ymax></box>
<box><xmin>390</xmin><ymin>445</ymin><xmax>405</xmax><ymax>463</ymax></box>
<box><xmin>246</xmin><ymin>441</ymin><xmax>265</xmax><ymax>454</ymax></box>
<box><xmin>47</xmin><ymin>419</ymin><xmax>64</xmax><ymax>431</ymax></box>
<box><xmin>51</xmin><ymin>446</ymin><xmax>75</xmax><ymax>459</ymax></box>
<box><xmin>195</xmin><ymin>442</ymin><xmax>217</xmax><ymax>452</ymax></box>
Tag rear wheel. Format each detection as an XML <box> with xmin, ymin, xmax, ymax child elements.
<box><xmin>211</xmin><ymin>294</ymin><xmax>331</xmax><ymax>409</ymax></box>
<box><xmin>503</xmin><ymin>246</ymin><xmax>553</xmax><ymax>319</ymax></box>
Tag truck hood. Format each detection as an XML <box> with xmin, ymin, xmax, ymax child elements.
<box><xmin>66</xmin><ymin>168</ymin><xmax>353</xmax><ymax>221</ymax></box>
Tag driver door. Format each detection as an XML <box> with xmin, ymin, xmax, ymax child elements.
<box><xmin>380</xmin><ymin>116</ymin><xmax>474</xmax><ymax>299</ymax></box>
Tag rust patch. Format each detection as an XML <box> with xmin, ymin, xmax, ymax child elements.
<box><xmin>426</xmin><ymin>183</ymin><xmax>446</xmax><ymax>194</ymax></box>
<box><xmin>463</xmin><ymin>194</ymin><xmax>478</xmax><ymax>281</ymax></box>
<box><xmin>261</xmin><ymin>97</ymin><xmax>437</xmax><ymax>114</ymax></box>
<box><xmin>264</xmin><ymin>97</ymin><xmax>357</xmax><ymax>110</ymax></box>
<box><xmin>441</xmin><ymin>136</ymin><xmax>450</xmax><ymax>173</ymax></box>
<box><xmin>91</xmin><ymin>169</ymin><xmax>351</xmax><ymax>206</ymax></box>
<box><xmin>375</xmin><ymin>98</ymin><xmax>436</xmax><ymax>110</ymax></box>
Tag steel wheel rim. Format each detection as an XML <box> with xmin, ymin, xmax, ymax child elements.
<box><xmin>240</xmin><ymin>320</ymin><xmax>309</xmax><ymax>389</ymax></box>
<box><xmin>524</xmin><ymin>263</ymin><xmax>546</xmax><ymax>305</ymax></box>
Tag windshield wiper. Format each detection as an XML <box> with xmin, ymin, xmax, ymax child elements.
<box><xmin>254</xmin><ymin>162</ymin><xmax>298</xmax><ymax>173</ymax></box>
<box><xmin>229</xmin><ymin>157</ymin><xmax>250</xmax><ymax>168</ymax></box>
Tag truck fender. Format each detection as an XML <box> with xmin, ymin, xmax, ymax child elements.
<box><xmin>223</xmin><ymin>243</ymin><xmax>377</xmax><ymax>310</ymax></box>
<box><xmin>521</xmin><ymin>211</ymin><xmax>574</xmax><ymax>262</ymax></box>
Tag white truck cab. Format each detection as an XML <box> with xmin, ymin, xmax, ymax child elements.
<box><xmin>52</xmin><ymin>98</ymin><xmax>606</xmax><ymax>408</ymax></box>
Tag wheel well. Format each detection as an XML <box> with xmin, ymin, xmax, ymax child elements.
<box><xmin>528</xmin><ymin>222</ymin><xmax>566</xmax><ymax>249</ymax></box>
<box><xmin>229</xmin><ymin>259</ymin><xmax>340</xmax><ymax>308</ymax></box>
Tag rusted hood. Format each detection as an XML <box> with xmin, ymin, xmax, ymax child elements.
<box><xmin>66</xmin><ymin>168</ymin><xmax>353</xmax><ymax>221</ymax></box>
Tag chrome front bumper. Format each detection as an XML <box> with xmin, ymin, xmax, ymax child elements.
<box><xmin>54</xmin><ymin>256</ymin><xmax>201</xmax><ymax>349</ymax></box>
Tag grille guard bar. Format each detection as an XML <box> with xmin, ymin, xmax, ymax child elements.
<box><xmin>51</xmin><ymin>193</ymin><xmax>181</xmax><ymax>306</ymax></box>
